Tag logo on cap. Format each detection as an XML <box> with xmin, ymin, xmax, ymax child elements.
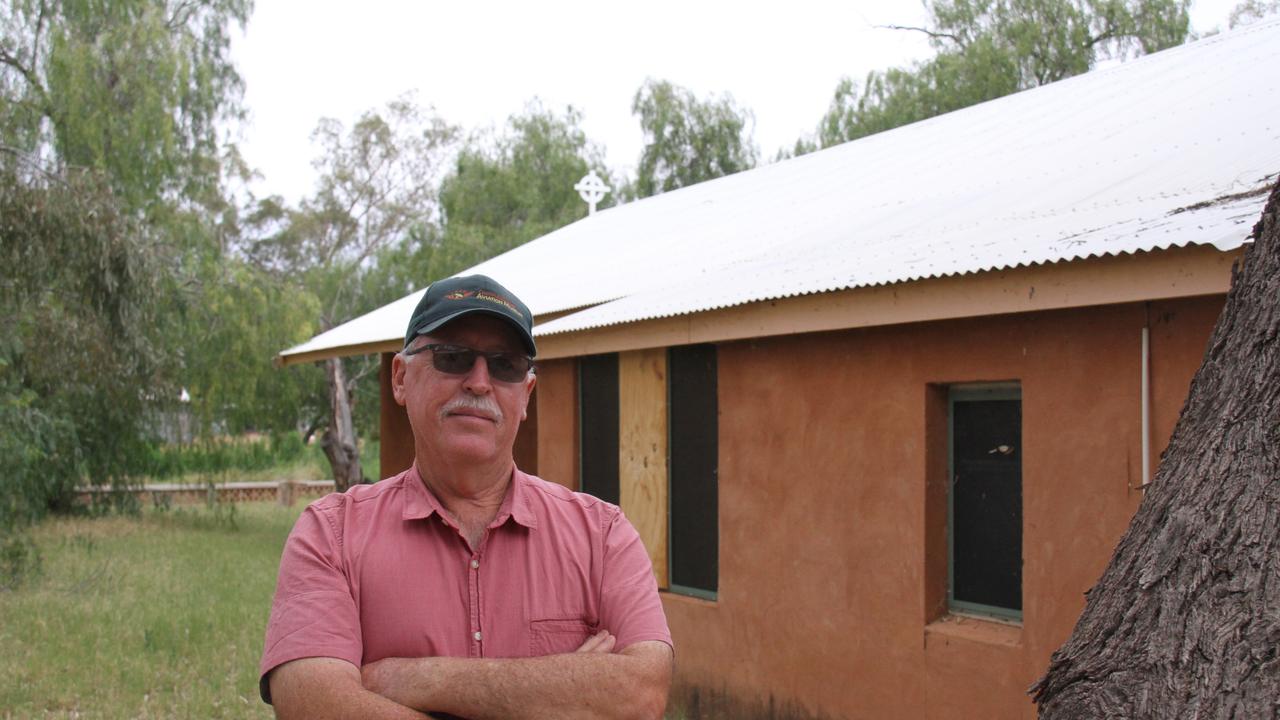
<box><xmin>475</xmin><ymin>290</ymin><xmax>522</xmax><ymax>318</ymax></box>
<box><xmin>444</xmin><ymin>290</ymin><xmax>476</xmax><ymax>300</ymax></box>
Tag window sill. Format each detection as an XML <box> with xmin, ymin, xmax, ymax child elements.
<box><xmin>925</xmin><ymin>612</ymin><xmax>1022</xmax><ymax>648</ymax></box>
<box><xmin>660</xmin><ymin>589</ymin><xmax>719</xmax><ymax>607</ymax></box>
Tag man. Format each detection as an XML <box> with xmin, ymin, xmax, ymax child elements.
<box><xmin>259</xmin><ymin>275</ymin><xmax>673</xmax><ymax>719</ymax></box>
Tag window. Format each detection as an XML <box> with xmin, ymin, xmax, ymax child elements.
<box><xmin>668</xmin><ymin>344</ymin><xmax>718</xmax><ymax>598</ymax></box>
<box><xmin>949</xmin><ymin>385</ymin><xmax>1022</xmax><ymax>619</ymax></box>
<box><xmin>578</xmin><ymin>353</ymin><xmax>619</xmax><ymax>505</ymax></box>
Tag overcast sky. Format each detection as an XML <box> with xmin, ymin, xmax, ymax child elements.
<box><xmin>231</xmin><ymin>0</ymin><xmax>1242</xmax><ymax>205</ymax></box>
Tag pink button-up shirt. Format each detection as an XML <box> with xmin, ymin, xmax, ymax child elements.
<box><xmin>259</xmin><ymin>466</ymin><xmax>672</xmax><ymax>702</ymax></box>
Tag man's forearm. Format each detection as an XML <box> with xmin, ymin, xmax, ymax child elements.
<box><xmin>270</xmin><ymin>657</ymin><xmax>431</xmax><ymax>720</ymax></box>
<box><xmin>363</xmin><ymin>642</ymin><xmax>672</xmax><ymax>720</ymax></box>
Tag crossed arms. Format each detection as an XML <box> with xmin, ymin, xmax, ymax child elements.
<box><xmin>268</xmin><ymin>631</ymin><xmax>672</xmax><ymax>720</ymax></box>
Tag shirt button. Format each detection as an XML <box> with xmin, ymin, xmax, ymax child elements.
<box><xmin>470</xmin><ymin>559</ymin><xmax>480</xmax><ymax>569</ymax></box>
<box><xmin>473</xmin><ymin>631</ymin><xmax>482</xmax><ymax>641</ymax></box>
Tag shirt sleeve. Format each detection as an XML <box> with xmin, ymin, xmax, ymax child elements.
<box><xmin>597</xmin><ymin>508</ymin><xmax>674</xmax><ymax>653</ymax></box>
<box><xmin>258</xmin><ymin>501</ymin><xmax>363</xmax><ymax>703</ymax></box>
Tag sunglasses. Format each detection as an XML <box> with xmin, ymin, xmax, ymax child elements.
<box><xmin>405</xmin><ymin>343</ymin><xmax>533</xmax><ymax>383</ymax></box>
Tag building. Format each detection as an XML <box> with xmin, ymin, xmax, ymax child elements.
<box><xmin>277</xmin><ymin>20</ymin><xmax>1279</xmax><ymax>719</ymax></box>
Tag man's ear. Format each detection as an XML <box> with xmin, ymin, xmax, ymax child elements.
<box><xmin>520</xmin><ymin>373</ymin><xmax>537</xmax><ymax>420</ymax></box>
<box><xmin>391</xmin><ymin>352</ymin><xmax>408</xmax><ymax>406</ymax></box>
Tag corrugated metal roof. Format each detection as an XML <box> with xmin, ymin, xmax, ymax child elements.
<box><xmin>280</xmin><ymin>19</ymin><xmax>1279</xmax><ymax>361</ymax></box>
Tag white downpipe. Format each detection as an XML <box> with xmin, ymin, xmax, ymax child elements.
<box><xmin>1141</xmin><ymin>325</ymin><xmax>1151</xmax><ymax>488</ymax></box>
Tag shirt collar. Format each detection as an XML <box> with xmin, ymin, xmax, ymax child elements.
<box><xmin>401</xmin><ymin>463</ymin><xmax>538</xmax><ymax>530</ymax></box>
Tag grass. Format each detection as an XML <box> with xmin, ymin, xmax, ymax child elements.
<box><xmin>0</xmin><ymin>501</ymin><xmax>304</xmax><ymax>719</ymax></box>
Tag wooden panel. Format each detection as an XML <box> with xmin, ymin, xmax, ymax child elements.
<box><xmin>533</xmin><ymin>359</ymin><xmax>579</xmax><ymax>491</ymax></box>
<box><xmin>618</xmin><ymin>348</ymin><xmax>669</xmax><ymax>588</ymax></box>
<box><xmin>512</xmin><ymin>389</ymin><xmax>538</xmax><ymax>476</ymax></box>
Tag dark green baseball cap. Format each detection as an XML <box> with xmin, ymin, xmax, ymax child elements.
<box><xmin>404</xmin><ymin>275</ymin><xmax>536</xmax><ymax>357</ymax></box>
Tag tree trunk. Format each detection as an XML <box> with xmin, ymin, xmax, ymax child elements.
<box><xmin>1032</xmin><ymin>178</ymin><xmax>1280</xmax><ymax>717</ymax></box>
<box><xmin>320</xmin><ymin>356</ymin><xmax>363</xmax><ymax>492</ymax></box>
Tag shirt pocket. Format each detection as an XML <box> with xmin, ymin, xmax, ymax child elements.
<box><xmin>529</xmin><ymin>617</ymin><xmax>596</xmax><ymax>656</ymax></box>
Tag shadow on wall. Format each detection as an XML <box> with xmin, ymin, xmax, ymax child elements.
<box><xmin>671</xmin><ymin>684</ymin><xmax>831</xmax><ymax>720</ymax></box>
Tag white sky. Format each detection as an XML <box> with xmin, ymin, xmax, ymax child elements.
<box><xmin>231</xmin><ymin>0</ymin><xmax>1242</xmax><ymax>205</ymax></box>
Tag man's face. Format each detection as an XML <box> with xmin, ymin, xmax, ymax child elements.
<box><xmin>391</xmin><ymin>314</ymin><xmax>536</xmax><ymax>471</ymax></box>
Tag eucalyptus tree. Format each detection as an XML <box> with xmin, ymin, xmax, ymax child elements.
<box><xmin>1228</xmin><ymin>0</ymin><xmax>1280</xmax><ymax>27</ymax></box>
<box><xmin>0</xmin><ymin>0</ymin><xmax>250</xmax><ymax>512</ymax></box>
<box><xmin>628</xmin><ymin>79</ymin><xmax>758</xmax><ymax>199</ymax></box>
<box><xmin>0</xmin><ymin>0</ymin><xmax>249</xmax><ymax>213</ymax></box>
<box><xmin>813</xmin><ymin>0</ymin><xmax>1190</xmax><ymax>149</ymax></box>
<box><xmin>434</xmin><ymin>102</ymin><xmax>610</xmax><ymax>272</ymax></box>
<box><xmin>245</xmin><ymin>97</ymin><xmax>458</xmax><ymax>490</ymax></box>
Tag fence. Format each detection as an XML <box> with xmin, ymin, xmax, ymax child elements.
<box><xmin>75</xmin><ymin>480</ymin><xmax>336</xmax><ymax>507</ymax></box>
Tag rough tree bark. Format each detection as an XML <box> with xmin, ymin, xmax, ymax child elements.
<box><xmin>320</xmin><ymin>356</ymin><xmax>363</xmax><ymax>492</ymax></box>
<box><xmin>1032</xmin><ymin>177</ymin><xmax>1280</xmax><ymax>718</ymax></box>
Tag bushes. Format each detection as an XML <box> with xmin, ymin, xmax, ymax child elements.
<box><xmin>139</xmin><ymin>433</ymin><xmax>314</xmax><ymax>481</ymax></box>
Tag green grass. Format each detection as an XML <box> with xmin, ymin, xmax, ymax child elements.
<box><xmin>0</xmin><ymin>502</ymin><xmax>304</xmax><ymax>719</ymax></box>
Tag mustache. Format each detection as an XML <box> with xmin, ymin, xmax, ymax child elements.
<box><xmin>440</xmin><ymin>394</ymin><xmax>504</xmax><ymax>422</ymax></box>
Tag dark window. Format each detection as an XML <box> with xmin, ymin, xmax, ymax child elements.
<box><xmin>578</xmin><ymin>353</ymin><xmax>619</xmax><ymax>505</ymax></box>
<box><xmin>949</xmin><ymin>385</ymin><xmax>1022</xmax><ymax>619</ymax></box>
<box><xmin>668</xmin><ymin>344</ymin><xmax>718</xmax><ymax>598</ymax></box>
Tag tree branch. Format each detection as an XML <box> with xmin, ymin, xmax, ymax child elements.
<box><xmin>876</xmin><ymin>23</ymin><xmax>963</xmax><ymax>46</ymax></box>
<box><xmin>0</xmin><ymin>47</ymin><xmax>47</xmax><ymax>98</ymax></box>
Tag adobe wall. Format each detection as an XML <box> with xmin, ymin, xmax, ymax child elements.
<box><xmin>532</xmin><ymin>296</ymin><xmax>1222</xmax><ymax>719</ymax></box>
<box><xmin>689</xmin><ymin>296</ymin><xmax>1220</xmax><ymax>719</ymax></box>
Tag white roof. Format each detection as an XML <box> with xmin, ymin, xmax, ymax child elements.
<box><xmin>280</xmin><ymin>19</ymin><xmax>1279</xmax><ymax>362</ymax></box>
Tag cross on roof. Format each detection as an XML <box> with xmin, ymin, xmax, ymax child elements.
<box><xmin>574</xmin><ymin>170</ymin><xmax>610</xmax><ymax>215</ymax></box>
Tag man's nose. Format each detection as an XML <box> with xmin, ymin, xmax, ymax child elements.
<box><xmin>461</xmin><ymin>354</ymin><xmax>493</xmax><ymax>392</ymax></box>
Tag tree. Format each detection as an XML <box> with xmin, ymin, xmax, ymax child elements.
<box><xmin>1228</xmin><ymin>0</ymin><xmax>1280</xmax><ymax>27</ymax></box>
<box><xmin>1032</xmin><ymin>177</ymin><xmax>1280</xmax><ymax>716</ymax></box>
<box><xmin>0</xmin><ymin>158</ymin><xmax>170</xmax><ymax>521</ymax></box>
<box><xmin>628</xmin><ymin>79</ymin><xmax>757</xmax><ymax>199</ymax></box>
<box><xmin>814</xmin><ymin>0</ymin><xmax>1190</xmax><ymax>149</ymax></box>
<box><xmin>0</xmin><ymin>0</ymin><xmax>250</xmax><ymax>519</ymax></box>
<box><xmin>245</xmin><ymin>97</ymin><xmax>458</xmax><ymax>491</ymax></box>
<box><xmin>434</xmin><ymin>102</ymin><xmax>609</xmax><ymax>273</ymax></box>
<box><xmin>179</xmin><ymin>257</ymin><xmax>324</xmax><ymax>437</ymax></box>
<box><xmin>0</xmin><ymin>0</ymin><xmax>249</xmax><ymax>213</ymax></box>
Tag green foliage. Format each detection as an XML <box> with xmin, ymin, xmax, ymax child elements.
<box><xmin>814</xmin><ymin>0</ymin><xmax>1190</xmax><ymax>149</ymax></box>
<box><xmin>1</xmin><ymin>0</ymin><xmax>250</xmax><ymax>212</ymax></box>
<box><xmin>140</xmin><ymin>433</ymin><xmax>311</xmax><ymax>481</ymax></box>
<box><xmin>629</xmin><ymin>79</ymin><xmax>758</xmax><ymax>199</ymax></box>
<box><xmin>1228</xmin><ymin>0</ymin><xmax>1280</xmax><ymax>27</ymax></box>
<box><xmin>0</xmin><ymin>1</ymin><xmax>275</xmax><ymax>524</ymax></box>
<box><xmin>435</xmin><ymin>102</ymin><xmax>608</xmax><ymax>274</ymax></box>
<box><xmin>0</xmin><ymin>530</ymin><xmax>42</xmax><ymax>591</ymax></box>
<box><xmin>0</xmin><ymin>163</ymin><xmax>173</xmax><ymax>521</ymax></box>
<box><xmin>179</xmin><ymin>257</ymin><xmax>323</xmax><ymax>436</ymax></box>
<box><xmin>244</xmin><ymin>96</ymin><xmax>457</xmax><ymax>319</ymax></box>
<box><xmin>242</xmin><ymin>97</ymin><xmax>459</xmax><ymax>487</ymax></box>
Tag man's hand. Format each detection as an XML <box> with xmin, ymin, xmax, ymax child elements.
<box><xmin>575</xmin><ymin>630</ymin><xmax>617</xmax><ymax>654</ymax></box>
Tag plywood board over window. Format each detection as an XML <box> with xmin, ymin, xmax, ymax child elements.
<box><xmin>618</xmin><ymin>348</ymin><xmax>669</xmax><ymax>588</ymax></box>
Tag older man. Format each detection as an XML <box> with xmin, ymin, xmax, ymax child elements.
<box><xmin>260</xmin><ymin>275</ymin><xmax>673</xmax><ymax>719</ymax></box>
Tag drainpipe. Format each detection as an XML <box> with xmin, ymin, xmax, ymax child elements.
<box><xmin>1138</xmin><ymin>324</ymin><xmax>1152</xmax><ymax>490</ymax></box>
